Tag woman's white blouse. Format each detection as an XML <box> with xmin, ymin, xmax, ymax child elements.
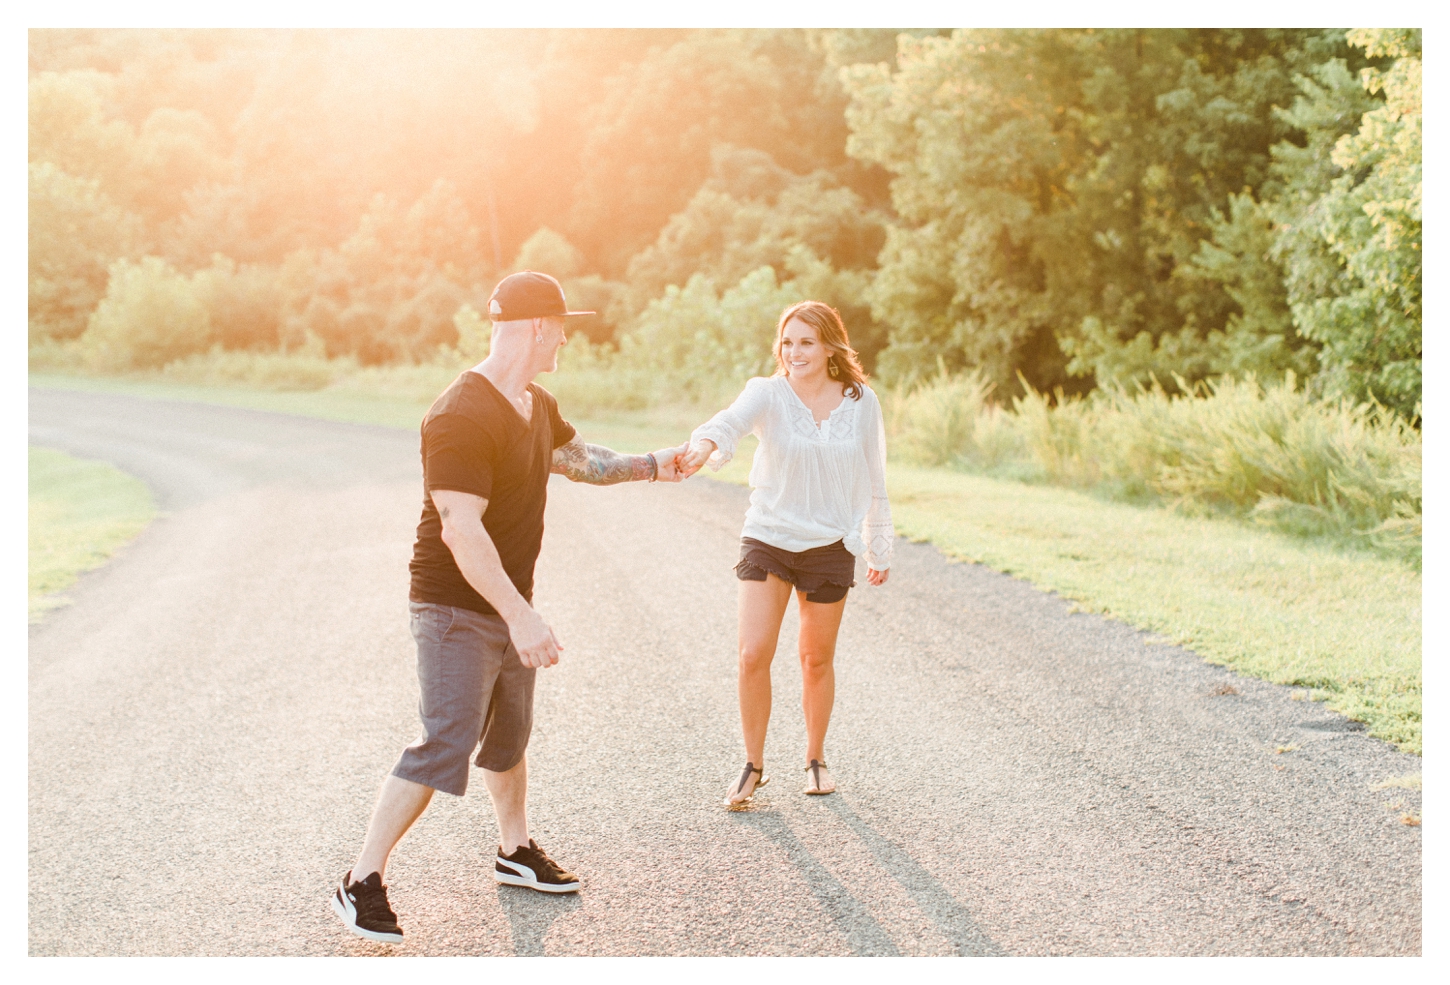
<box><xmin>692</xmin><ymin>376</ymin><xmax>894</xmax><ymax>570</ymax></box>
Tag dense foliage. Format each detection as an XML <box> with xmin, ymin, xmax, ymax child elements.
<box><xmin>29</xmin><ymin>28</ymin><xmax>1420</xmax><ymax>417</ymax></box>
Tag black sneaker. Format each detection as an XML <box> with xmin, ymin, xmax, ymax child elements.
<box><xmin>331</xmin><ymin>869</ymin><xmax>404</xmax><ymax>943</ymax></box>
<box><xmin>495</xmin><ymin>839</ymin><xmax>581</xmax><ymax>893</ymax></box>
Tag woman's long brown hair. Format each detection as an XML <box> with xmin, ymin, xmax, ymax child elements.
<box><xmin>772</xmin><ymin>300</ymin><xmax>868</xmax><ymax>400</ymax></box>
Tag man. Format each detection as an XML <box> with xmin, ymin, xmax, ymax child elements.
<box><xmin>332</xmin><ymin>271</ymin><xmax>687</xmax><ymax>944</ymax></box>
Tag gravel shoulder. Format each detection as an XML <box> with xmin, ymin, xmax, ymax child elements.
<box><xmin>28</xmin><ymin>387</ymin><xmax>1422</xmax><ymax>956</ymax></box>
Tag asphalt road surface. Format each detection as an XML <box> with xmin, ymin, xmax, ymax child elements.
<box><xmin>29</xmin><ymin>386</ymin><xmax>1422</xmax><ymax>956</ymax></box>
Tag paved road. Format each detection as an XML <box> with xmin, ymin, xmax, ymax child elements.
<box><xmin>29</xmin><ymin>387</ymin><xmax>1422</xmax><ymax>956</ymax></box>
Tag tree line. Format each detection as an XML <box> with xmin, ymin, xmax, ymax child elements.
<box><xmin>29</xmin><ymin>28</ymin><xmax>1421</xmax><ymax>417</ymax></box>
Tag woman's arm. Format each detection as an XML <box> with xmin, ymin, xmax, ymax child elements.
<box><xmin>860</xmin><ymin>389</ymin><xmax>894</xmax><ymax>584</ymax></box>
<box><xmin>679</xmin><ymin>377</ymin><xmax>772</xmax><ymax>477</ymax></box>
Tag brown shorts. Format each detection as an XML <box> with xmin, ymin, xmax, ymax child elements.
<box><xmin>735</xmin><ymin>537</ymin><xmax>856</xmax><ymax>604</ymax></box>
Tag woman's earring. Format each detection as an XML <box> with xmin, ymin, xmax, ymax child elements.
<box><xmin>827</xmin><ymin>356</ymin><xmax>840</xmax><ymax>378</ymax></box>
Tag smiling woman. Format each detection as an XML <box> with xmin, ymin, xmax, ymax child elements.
<box><xmin>28</xmin><ymin>446</ymin><xmax>155</xmax><ymax>621</ymax></box>
<box><xmin>680</xmin><ymin>300</ymin><xmax>894</xmax><ymax>805</ymax></box>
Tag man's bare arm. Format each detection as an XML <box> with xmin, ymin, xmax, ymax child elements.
<box><xmin>550</xmin><ymin>433</ymin><xmax>686</xmax><ymax>484</ymax></box>
<box><xmin>433</xmin><ymin>489</ymin><xmax>560</xmax><ymax>667</ymax></box>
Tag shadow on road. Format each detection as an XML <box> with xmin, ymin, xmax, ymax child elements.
<box><xmin>823</xmin><ymin>796</ymin><xmax>1003</xmax><ymax>956</ymax></box>
<box><xmin>495</xmin><ymin>884</ymin><xmax>582</xmax><ymax>956</ymax></box>
<box><xmin>734</xmin><ymin>808</ymin><xmax>901</xmax><ymax>956</ymax></box>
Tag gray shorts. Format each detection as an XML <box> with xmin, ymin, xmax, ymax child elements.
<box><xmin>391</xmin><ymin>602</ymin><xmax>535</xmax><ymax>796</ymax></box>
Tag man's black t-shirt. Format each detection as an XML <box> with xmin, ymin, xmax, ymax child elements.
<box><xmin>408</xmin><ymin>372</ymin><xmax>576</xmax><ymax>616</ymax></box>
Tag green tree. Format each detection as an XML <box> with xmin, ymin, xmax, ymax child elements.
<box><xmin>81</xmin><ymin>255</ymin><xmax>213</xmax><ymax>369</ymax></box>
<box><xmin>620</xmin><ymin>145</ymin><xmax>888</xmax><ymax>363</ymax></box>
<box><xmin>567</xmin><ymin>30</ymin><xmax>876</xmax><ymax>275</ymax></box>
<box><xmin>843</xmin><ymin>28</ymin><xmax>1347</xmax><ymax>392</ymax></box>
<box><xmin>512</xmin><ymin>227</ymin><xmax>584</xmax><ymax>279</ymax></box>
<box><xmin>620</xmin><ymin>266</ymin><xmax>800</xmax><ymax>402</ymax></box>
<box><xmin>28</xmin><ymin>70</ymin><xmax>138</xmax><ymax>204</ymax></box>
<box><xmin>192</xmin><ymin>254</ymin><xmax>284</xmax><ymax>351</ymax></box>
<box><xmin>30</xmin><ymin>68</ymin><xmax>226</xmax><ymax>234</ymax></box>
<box><xmin>1172</xmin><ymin>193</ymin><xmax>1316</xmax><ymax>380</ymax></box>
<box><xmin>509</xmin><ymin>228</ymin><xmax>624</xmax><ymax>344</ymax></box>
<box><xmin>1271</xmin><ymin>30</ymin><xmax>1421</xmax><ymax>416</ymax></box>
<box><xmin>28</xmin><ymin>162</ymin><xmax>144</xmax><ymax>343</ymax></box>
<box><xmin>28</xmin><ymin>30</ymin><xmax>899</xmax><ymax>369</ymax></box>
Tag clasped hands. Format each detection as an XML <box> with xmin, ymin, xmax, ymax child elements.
<box><xmin>649</xmin><ymin>439</ymin><xmax>715</xmax><ymax>482</ymax></box>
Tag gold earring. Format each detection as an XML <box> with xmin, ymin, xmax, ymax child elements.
<box><xmin>828</xmin><ymin>356</ymin><xmax>840</xmax><ymax>378</ymax></box>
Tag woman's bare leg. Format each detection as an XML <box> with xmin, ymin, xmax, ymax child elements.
<box><xmin>798</xmin><ymin>593</ymin><xmax>847</xmax><ymax>793</ymax></box>
<box><xmin>730</xmin><ymin>574</ymin><xmax>793</xmax><ymax>801</ymax></box>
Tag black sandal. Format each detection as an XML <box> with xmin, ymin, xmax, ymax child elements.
<box><xmin>805</xmin><ymin>759</ymin><xmax>834</xmax><ymax>795</ymax></box>
<box><xmin>724</xmin><ymin>762</ymin><xmax>769</xmax><ymax>807</ymax></box>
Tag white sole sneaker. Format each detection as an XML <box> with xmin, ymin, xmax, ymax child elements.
<box><xmin>332</xmin><ymin>878</ymin><xmax>404</xmax><ymax>943</ymax></box>
<box><xmin>494</xmin><ymin>857</ymin><xmax>581</xmax><ymax>893</ymax></box>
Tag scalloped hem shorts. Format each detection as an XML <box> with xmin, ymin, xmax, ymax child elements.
<box><xmin>391</xmin><ymin>601</ymin><xmax>535</xmax><ymax>797</ymax></box>
<box><xmin>735</xmin><ymin>536</ymin><xmax>856</xmax><ymax>604</ymax></box>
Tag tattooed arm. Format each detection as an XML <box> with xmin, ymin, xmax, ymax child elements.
<box><xmin>550</xmin><ymin>433</ymin><xmax>687</xmax><ymax>484</ymax></box>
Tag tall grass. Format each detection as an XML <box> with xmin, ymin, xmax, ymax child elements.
<box><xmin>33</xmin><ymin>332</ymin><xmax>1420</xmax><ymax>564</ymax></box>
<box><xmin>886</xmin><ymin>369</ymin><xmax>1422</xmax><ymax>564</ymax></box>
<box><xmin>158</xmin><ymin>348</ymin><xmax>352</xmax><ymax>391</ymax></box>
<box><xmin>31</xmin><ymin>328</ymin><xmax>735</xmax><ymax>420</ymax></box>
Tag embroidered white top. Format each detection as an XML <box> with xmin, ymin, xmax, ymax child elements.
<box><xmin>692</xmin><ymin>375</ymin><xmax>894</xmax><ymax>570</ymax></box>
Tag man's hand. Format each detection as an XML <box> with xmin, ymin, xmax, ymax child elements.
<box><xmin>651</xmin><ymin>442</ymin><xmax>690</xmax><ymax>482</ymax></box>
<box><xmin>505</xmin><ymin>605</ymin><xmax>563</xmax><ymax>668</ymax></box>
<box><xmin>432</xmin><ymin>488</ymin><xmax>562</xmax><ymax>668</ymax></box>
<box><xmin>867</xmin><ymin>567</ymin><xmax>890</xmax><ymax>586</ymax></box>
<box><xmin>677</xmin><ymin>439</ymin><xmax>715</xmax><ymax>478</ymax></box>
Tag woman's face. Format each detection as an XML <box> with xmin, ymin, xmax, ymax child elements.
<box><xmin>779</xmin><ymin>317</ymin><xmax>830</xmax><ymax>381</ymax></box>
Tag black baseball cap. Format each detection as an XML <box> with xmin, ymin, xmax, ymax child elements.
<box><xmin>486</xmin><ymin>271</ymin><xmax>595</xmax><ymax>321</ymax></box>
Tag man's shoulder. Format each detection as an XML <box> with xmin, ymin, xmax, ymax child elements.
<box><xmin>529</xmin><ymin>382</ymin><xmax>577</xmax><ymax>448</ymax></box>
<box><xmin>427</xmin><ymin>372</ymin><xmax>506</xmax><ymax>421</ymax></box>
<box><xmin>424</xmin><ymin>371</ymin><xmax>471</xmax><ymax>415</ymax></box>
<box><xmin>423</xmin><ymin>374</ymin><xmax>504</xmax><ymax>441</ymax></box>
<box><xmin>527</xmin><ymin>381</ymin><xmax>561</xmax><ymax>410</ymax></box>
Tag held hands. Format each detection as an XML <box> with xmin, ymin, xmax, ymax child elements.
<box><xmin>867</xmin><ymin>567</ymin><xmax>890</xmax><ymax>586</ymax></box>
<box><xmin>650</xmin><ymin>442</ymin><xmax>691</xmax><ymax>482</ymax></box>
<box><xmin>676</xmin><ymin>439</ymin><xmax>715</xmax><ymax>479</ymax></box>
<box><xmin>507</xmin><ymin>606</ymin><xmax>563</xmax><ymax>668</ymax></box>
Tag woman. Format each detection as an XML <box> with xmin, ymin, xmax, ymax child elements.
<box><xmin>679</xmin><ymin>300</ymin><xmax>893</xmax><ymax>806</ymax></box>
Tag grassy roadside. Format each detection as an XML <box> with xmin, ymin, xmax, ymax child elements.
<box><xmin>31</xmin><ymin>372</ymin><xmax>1421</xmax><ymax>752</ymax></box>
<box><xmin>693</xmin><ymin>454</ymin><xmax>1419</xmax><ymax>754</ymax></box>
<box><xmin>886</xmin><ymin>467</ymin><xmax>1420</xmax><ymax>752</ymax></box>
<box><xmin>29</xmin><ymin>446</ymin><xmax>156</xmax><ymax>622</ymax></box>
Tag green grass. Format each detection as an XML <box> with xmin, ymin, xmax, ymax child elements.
<box><xmin>29</xmin><ymin>446</ymin><xmax>156</xmax><ymax>621</ymax></box>
<box><xmin>30</xmin><ymin>371</ymin><xmax>1421</xmax><ymax>753</ymax></box>
<box><xmin>884</xmin><ymin>466</ymin><xmax>1420</xmax><ymax>753</ymax></box>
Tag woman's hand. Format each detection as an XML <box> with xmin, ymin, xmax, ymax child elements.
<box><xmin>677</xmin><ymin>439</ymin><xmax>716</xmax><ymax>478</ymax></box>
<box><xmin>650</xmin><ymin>442</ymin><xmax>690</xmax><ymax>482</ymax></box>
<box><xmin>866</xmin><ymin>567</ymin><xmax>889</xmax><ymax>586</ymax></box>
